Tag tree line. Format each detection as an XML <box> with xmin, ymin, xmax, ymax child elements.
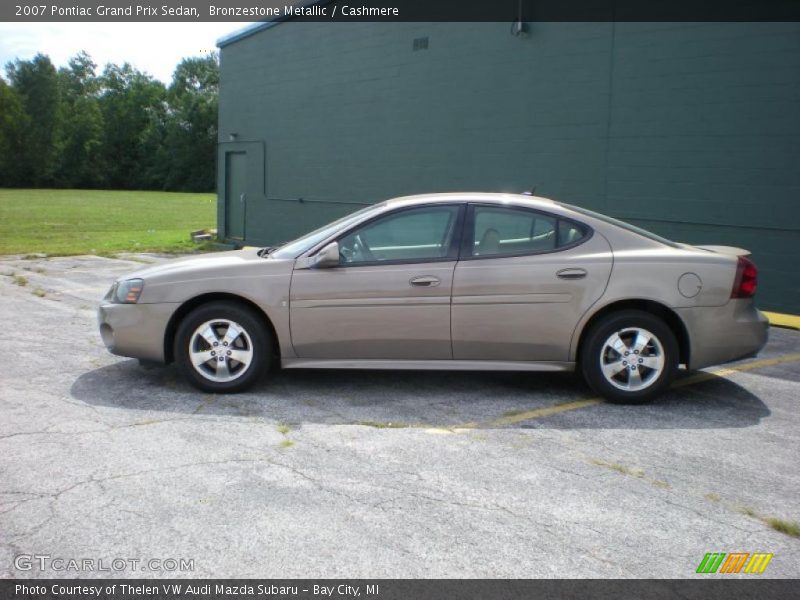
<box><xmin>0</xmin><ymin>51</ymin><xmax>218</xmax><ymax>192</ymax></box>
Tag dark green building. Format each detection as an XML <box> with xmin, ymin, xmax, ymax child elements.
<box><xmin>217</xmin><ymin>21</ymin><xmax>800</xmax><ymax>313</ymax></box>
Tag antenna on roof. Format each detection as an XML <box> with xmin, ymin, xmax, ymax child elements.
<box><xmin>522</xmin><ymin>186</ymin><xmax>536</xmax><ymax>196</ymax></box>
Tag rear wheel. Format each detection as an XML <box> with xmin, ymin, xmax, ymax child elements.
<box><xmin>174</xmin><ymin>301</ymin><xmax>271</xmax><ymax>393</ymax></box>
<box><xmin>581</xmin><ymin>310</ymin><xmax>678</xmax><ymax>403</ymax></box>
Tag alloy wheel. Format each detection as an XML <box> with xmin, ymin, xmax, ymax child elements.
<box><xmin>188</xmin><ymin>319</ymin><xmax>254</xmax><ymax>383</ymax></box>
<box><xmin>599</xmin><ymin>327</ymin><xmax>665</xmax><ymax>392</ymax></box>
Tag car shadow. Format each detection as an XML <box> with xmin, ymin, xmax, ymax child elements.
<box><xmin>69</xmin><ymin>359</ymin><xmax>771</xmax><ymax>430</ymax></box>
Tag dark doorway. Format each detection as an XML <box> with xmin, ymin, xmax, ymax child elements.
<box><xmin>225</xmin><ymin>151</ymin><xmax>247</xmax><ymax>240</ymax></box>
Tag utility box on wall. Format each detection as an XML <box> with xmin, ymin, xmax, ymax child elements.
<box><xmin>217</xmin><ymin>18</ymin><xmax>800</xmax><ymax>313</ymax></box>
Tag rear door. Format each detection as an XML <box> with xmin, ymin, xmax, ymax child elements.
<box><xmin>451</xmin><ymin>203</ymin><xmax>613</xmax><ymax>361</ymax></box>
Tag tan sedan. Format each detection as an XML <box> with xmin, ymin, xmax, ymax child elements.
<box><xmin>98</xmin><ymin>193</ymin><xmax>768</xmax><ymax>402</ymax></box>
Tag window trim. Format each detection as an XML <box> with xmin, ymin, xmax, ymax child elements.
<box><xmin>329</xmin><ymin>203</ymin><xmax>467</xmax><ymax>268</ymax></box>
<box><xmin>459</xmin><ymin>203</ymin><xmax>594</xmax><ymax>261</ymax></box>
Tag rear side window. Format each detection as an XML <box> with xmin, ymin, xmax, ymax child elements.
<box><xmin>469</xmin><ymin>205</ymin><xmax>587</xmax><ymax>257</ymax></box>
<box><xmin>558</xmin><ymin>220</ymin><xmax>587</xmax><ymax>246</ymax></box>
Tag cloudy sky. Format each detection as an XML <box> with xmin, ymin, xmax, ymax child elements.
<box><xmin>0</xmin><ymin>23</ymin><xmax>256</xmax><ymax>82</ymax></box>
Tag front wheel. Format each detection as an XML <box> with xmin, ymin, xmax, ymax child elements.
<box><xmin>581</xmin><ymin>310</ymin><xmax>678</xmax><ymax>404</ymax></box>
<box><xmin>174</xmin><ymin>301</ymin><xmax>271</xmax><ymax>393</ymax></box>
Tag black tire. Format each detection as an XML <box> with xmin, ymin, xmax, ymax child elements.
<box><xmin>580</xmin><ymin>310</ymin><xmax>678</xmax><ymax>404</ymax></box>
<box><xmin>174</xmin><ymin>301</ymin><xmax>271</xmax><ymax>393</ymax></box>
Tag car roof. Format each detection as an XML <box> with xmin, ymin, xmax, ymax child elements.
<box><xmin>378</xmin><ymin>193</ymin><xmax>675</xmax><ymax>250</ymax></box>
<box><xmin>385</xmin><ymin>192</ymin><xmax>557</xmax><ymax>210</ymax></box>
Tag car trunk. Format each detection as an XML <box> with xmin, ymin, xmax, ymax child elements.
<box><xmin>692</xmin><ymin>244</ymin><xmax>751</xmax><ymax>257</ymax></box>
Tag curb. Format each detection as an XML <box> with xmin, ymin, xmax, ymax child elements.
<box><xmin>764</xmin><ymin>311</ymin><xmax>800</xmax><ymax>331</ymax></box>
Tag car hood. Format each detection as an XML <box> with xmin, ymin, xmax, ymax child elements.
<box><xmin>115</xmin><ymin>248</ymin><xmax>297</xmax><ymax>305</ymax></box>
<box><xmin>121</xmin><ymin>248</ymin><xmax>271</xmax><ymax>282</ymax></box>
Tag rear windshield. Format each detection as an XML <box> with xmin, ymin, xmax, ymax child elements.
<box><xmin>560</xmin><ymin>203</ymin><xmax>680</xmax><ymax>248</ymax></box>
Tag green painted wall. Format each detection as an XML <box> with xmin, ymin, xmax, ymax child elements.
<box><xmin>218</xmin><ymin>22</ymin><xmax>800</xmax><ymax>313</ymax></box>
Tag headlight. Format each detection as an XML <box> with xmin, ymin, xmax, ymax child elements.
<box><xmin>110</xmin><ymin>279</ymin><xmax>144</xmax><ymax>304</ymax></box>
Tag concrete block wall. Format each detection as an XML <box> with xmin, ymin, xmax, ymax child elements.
<box><xmin>218</xmin><ymin>21</ymin><xmax>800</xmax><ymax>312</ymax></box>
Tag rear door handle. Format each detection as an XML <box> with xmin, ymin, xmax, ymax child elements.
<box><xmin>410</xmin><ymin>275</ymin><xmax>441</xmax><ymax>287</ymax></box>
<box><xmin>556</xmin><ymin>268</ymin><xmax>587</xmax><ymax>280</ymax></box>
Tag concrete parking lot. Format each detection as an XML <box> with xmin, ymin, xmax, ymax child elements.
<box><xmin>1</xmin><ymin>253</ymin><xmax>798</xmax><ymax>578</ymax></box>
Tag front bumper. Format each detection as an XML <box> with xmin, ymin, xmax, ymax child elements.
<box><xmin>676</xmin><ymin>300</ymin><xmax>769</xmax><ymax>370</ymax></box>
<box><xmin>97</xmin><ymin>302</ymin><xmax>179</xmax><ymax>363</ymax></box>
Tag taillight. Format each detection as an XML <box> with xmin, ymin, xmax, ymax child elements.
<box><xmin>731</xmin><ymin>256</ymin><xmax>758</xmax><ymax>299</ymax></box>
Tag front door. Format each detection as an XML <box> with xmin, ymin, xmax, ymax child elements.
<box><xmin>290</xmin><ymin>204</ymin><xmax>464</xmax><ymax>359</ymax></box>
<box><xmin>451</xmin><ymin>204</ymin><xmax>613</xmax><ymax>361</ymax></box>
<box><xmin>224</xmin><ymin>151</ymin><xmax>246</xmax><ymax>240</ymax></box>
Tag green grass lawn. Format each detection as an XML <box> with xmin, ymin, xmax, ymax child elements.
<box><xmin>0</xmin><ymin>188</ymin><xmax>216</xmax><ymax>256</ymax></box>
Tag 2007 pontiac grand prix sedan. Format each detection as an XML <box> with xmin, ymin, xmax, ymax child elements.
<box><xmin>98</xmin><ymin>193</ymin><xmax>768</xmax><ymax>403</ymax></box>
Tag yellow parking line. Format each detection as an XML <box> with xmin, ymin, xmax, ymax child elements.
<box><xmin>487</xmin><ymin>399</ymin><xmax>602</xmax><ymax>428</ymax></box>
<box><xmin>460</xmin><ymin>353</ymin><xmax>800</xmax><ymax>429</ymax></box>
<box><xmin>764</xmin><ymin>311</ymin><xmax>800</xmax><ymax>330</ymax></box>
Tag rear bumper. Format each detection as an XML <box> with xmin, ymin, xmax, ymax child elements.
<box><xmin>97</xmin><ymin>302</ymin><xmax>179</xmax><ymax>363</ymax></box>
<box><xmin>676</xmin><ymin>300</ymin><xmax>769</xmax><ymax>370</ymax></box>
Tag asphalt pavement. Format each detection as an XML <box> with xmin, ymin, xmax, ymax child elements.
<box><xmin>1</xmin><ymin>253</ymin><xmax>798</xmax><ymax>578</ymax></box>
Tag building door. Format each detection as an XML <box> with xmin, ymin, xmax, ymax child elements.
<box><xmin>225</xmin><ymin>151</ymin><xmax>247</xmax><ymax>240</ymax></box>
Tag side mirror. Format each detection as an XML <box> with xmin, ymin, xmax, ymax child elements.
<box><xmin>311</xmin><ymin>241</ymin><xmax>340</xmax><ymax>268</ymax></box>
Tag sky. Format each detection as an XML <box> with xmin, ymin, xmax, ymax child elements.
<box><xmin>0</xmin><ymin>22</ymin><xmax>257</xmax><ymax>83</ymax></box>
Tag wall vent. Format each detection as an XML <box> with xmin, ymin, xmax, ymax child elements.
<box><xmin>412</xmin><ymin>37</ymin><xmax>429</xmax><ymax>51</ymax></box>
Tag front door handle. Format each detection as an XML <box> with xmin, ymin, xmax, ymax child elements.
<box><xmin>410</xmin><ymin>275</ymin><xmax>441</xmax><ymax>287</ymax></box>
<box><xmin>556</xmin><ymin>268</ymin><xmax>587</xmax><ymax>280</ymax></box>
<box><xmin>240</xmin><ymin>193</ymin><xmax>246</xmax><ymax>203</ymax></box>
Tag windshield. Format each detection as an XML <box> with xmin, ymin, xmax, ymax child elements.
<box><xmin>269</xmin><ymin>203</ymin><xmax>385</xmax><ymax>259</ymax></box>
<box><xmin>560</xmin><ymin>203</ymin><xmax>680</xmax><ymax>248</ymax></box>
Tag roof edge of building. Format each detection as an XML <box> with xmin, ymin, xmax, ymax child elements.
<box><xmin>216</xmin><ymin>0</ymin><xmax>333</xmax><ymax>48</ymax></box>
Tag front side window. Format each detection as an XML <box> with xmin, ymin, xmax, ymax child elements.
<box><xmin>339</xmin><ymin>205</ymin><xmax>460</xmax><ymax>264</ymax></box>
<box><xmin>469</xmin><ymin>205</ymin><xmax>587</xmax><ymax>257</ymax></box>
